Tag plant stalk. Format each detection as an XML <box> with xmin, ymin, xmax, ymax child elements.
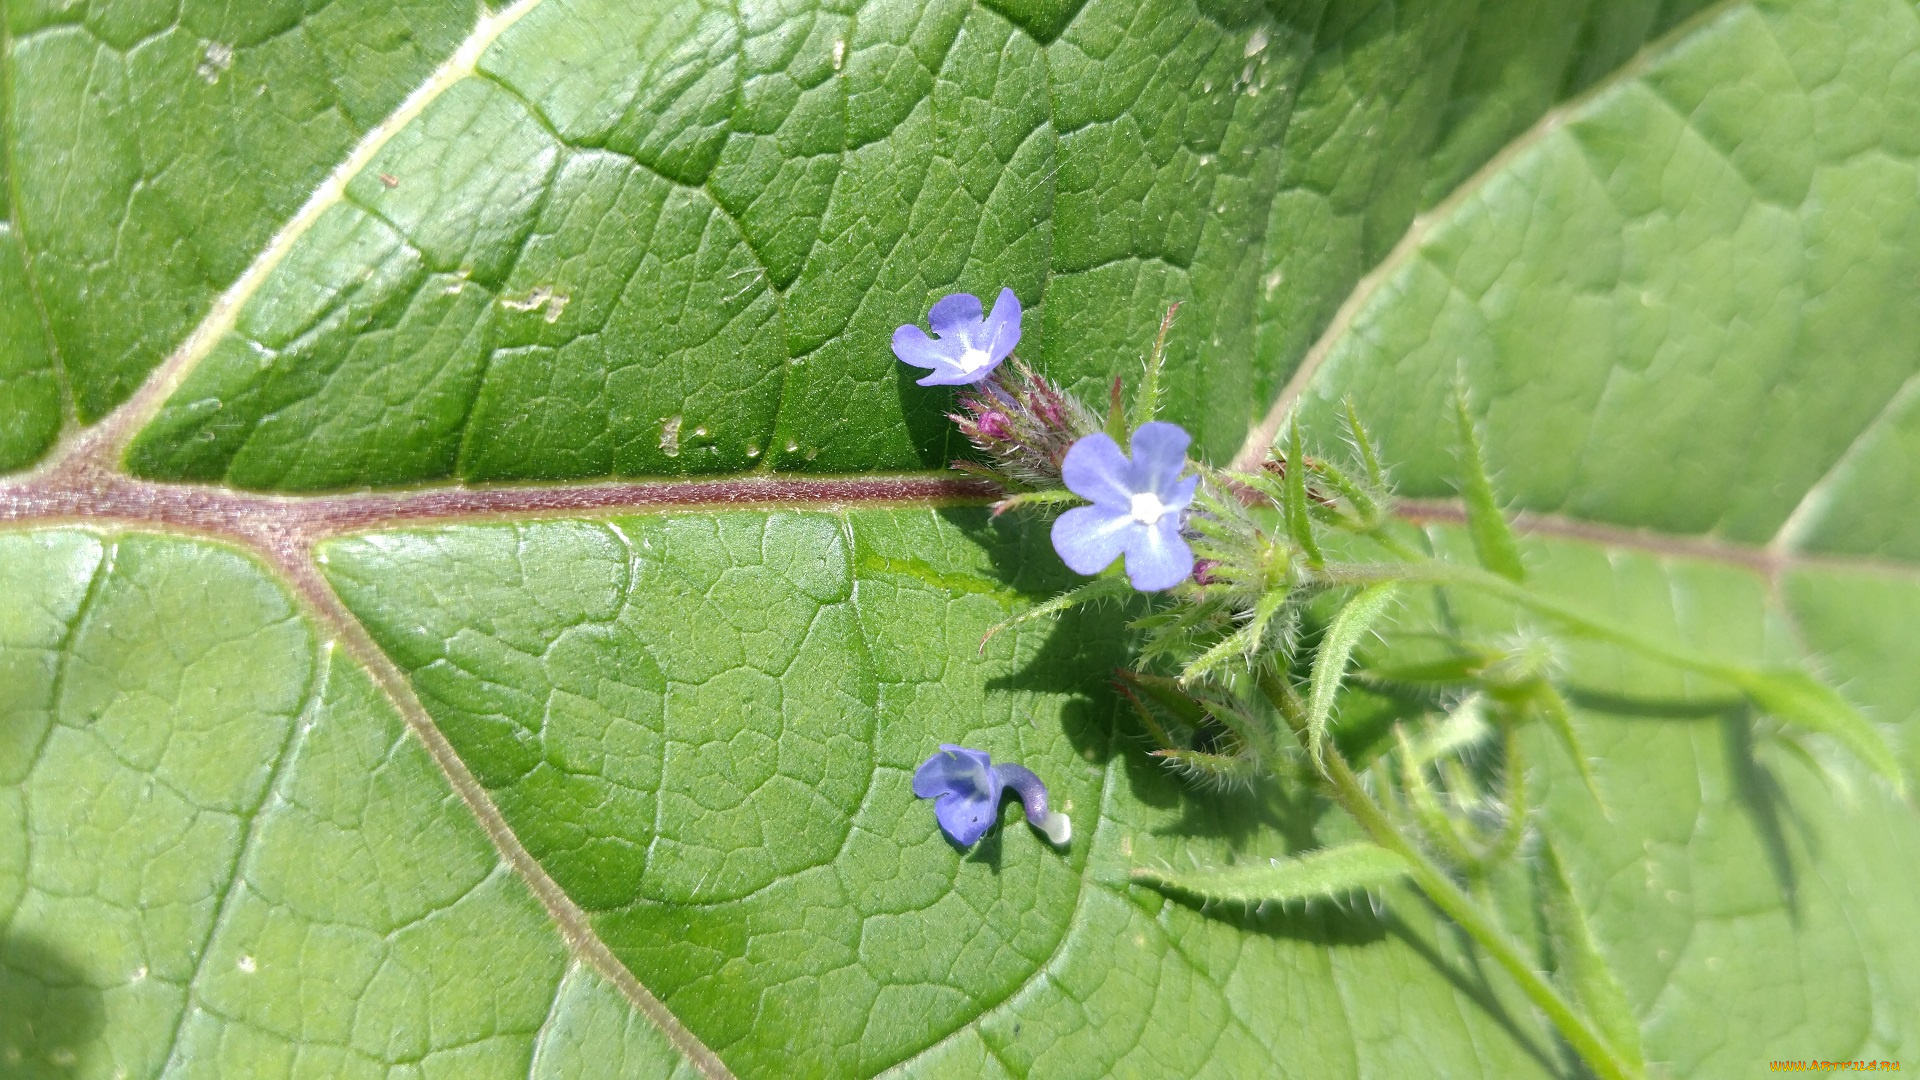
<box><xmin>1257</xmin><ymin>669</ymin><xmax>1641</xmax><ymax>1080</ymax></box>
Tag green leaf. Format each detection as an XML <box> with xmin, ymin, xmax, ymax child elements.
<box><xmin>3</xmin><ymin>0</ymin><xmax>482</xmax><ymax>429</ymax></box>
<box><xmin>1297</xmin><ymin>0</ymin><xmax>1920</xmax><ymax>548</ymax></box>
<box><xmin>116</xmin><ymin>0</ymin><xmax>1310</xmax><ymax>487</ymax></box>
<box><xmin>1283</xmin><ymin>420</ymin><xmax>1324</xmax><ymax>567</ymax></box>
<box><xmin>1131</xmin><ymin>842</ymin><xmax>1410</xmax><ymax>907</ymax></box>
<box><xmin>0</xmin><ymin>530</ymin><xmax>697</xmax><ymax>1078</ymax></box>
<box><xmin>312</xmin><ymin>507</ymin><xmax>1570</xmax><ymax>1077</ymax></box>
<box><xmin>1178</xmin><ymin>585</ymin><xmax>1285</xmax><ymax>685</ymax></box>
<box><xmin>1530</xmin><ymin>680</ymin><xmax>1610</xmax><ymax>814</ymax></box>
<box><xmin>5</xmin><ymin>0</ymin><xmax>1920</xmax><ymax>1075</ymax></box>
<box><xmin>1306</xmin><ymin>583</ymin><xmax>1400</xmax><ymax>763</ymax></box>
<box><xmin>1128</xmin><ymin>302</ymin><xmax>1178</xmax><ymax>431</ymax></box>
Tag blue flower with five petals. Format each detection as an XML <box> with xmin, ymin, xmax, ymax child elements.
<box><xmin>892</xmin><ymin>289</ymin><xmax>1022</xmax><ymax>386</ymax></box>
<box><xmin>1051</xmin><ymin>421</ymin><xmax>1199</xmax><ymax>591</ymax></box>
<box><xmin>913</xmin><ymin>744</ymin><xmax>1070</xmax><ymax>848</ymax></box>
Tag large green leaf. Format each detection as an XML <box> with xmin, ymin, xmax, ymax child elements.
<box><xmin>2</xmin><ymin>0</ymin><xmax>1918</xmax><ymax>1076</ymax></box>
<box><xmin>0</xmin><ymin>531</ymin><xmax>696</xmax><ymax>1078</ymax></box>
<box><xmin>0</xmin><ymin>0</ymin><xmax>481</xmax><ymax>443</ymax></box>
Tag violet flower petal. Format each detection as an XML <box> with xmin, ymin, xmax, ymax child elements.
<box><xmin>892</xmin><ymin>324</ymin><xmax>950</xmax><ymax>371</ymax></box>
<box><xmin>913</xmin><ymin>745</ymin><xmax>1068</xmax><ymax>848</ymax></box>
<box><xmin>933</xmin><ymin>789</ymin><xmax>1000</xmax><ymax>847</ymax></box>
<box><xmin>915</xmin><ymin>745</ymin><xmax>1003</xmax><ymax>847</ymax></box>
<box><xmin>1164</xmin><ymin>472</ymin><xmax>1200</xmax><ymax>512</ymax></box>
<box><xmin>928</xmin><ymin>292</ymin><xmax>984</xmax><ymax>336</ymax></box>
<box><xmin>1127</xmin><ymin>421</ymin><xmax>1193</xmax><ymax>496</ymax></box>
<box><xmin>913</xmin><ymin>744</ymin><xmax>994</xmax><ymax>798</ymax></box>
<box><xmin>1059</xmin><ymin>432</ymin><xmax>1135</xmax><ymax>508</ymax></box>
<box><xmin>1050</xmin><ymin>504</ymin><xmax>1135</xmax><ymax>576</ymax></box>
<box><xmin>892</xmin><ymin>290</ymin><xmax>1022</xmax><ymax>386</ymax></box>
<box><xmin>1123</xmin><ymin>518</ymin><xmax>1197</xmax><ymax>592</ymax></box>
<box><xmin>980</xmin><ymin>287</ymin><xmax>1022</xmax><ymax>360</ymax></box>
<box><xmin>1050</xmin><ymin>424</ymin><xmax>1198</xmax><ymax>591</ymax></box>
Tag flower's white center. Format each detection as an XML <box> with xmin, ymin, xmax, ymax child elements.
<box><xmin>956</xmin><ymin>346</ymin><xmax>992</xmax><ymax>374</ymax></box>
<box><xmin>1130</xmin><ymin>491</ymin><xmax>1168</xmax><ymax>525</ymax></box>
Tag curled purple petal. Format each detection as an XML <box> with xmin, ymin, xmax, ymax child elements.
<box><xmin>1165</xmin><ymin>472</ymin><xmax>1200</xmax><ymax>513</ymax></box>
<box><xmin>928</xmin><ymin>292</ymin><xmax>984</xmax><ymax>336</ymax></box>
<box><xmin>981</xmin><ymin>287</ymin><xmax>1023</xmax><ymax>361</ymax></box>
<box><xmin>913</xmin><ymin>744</ymin><xmax>994</xmax><ymax>798</ymax></box>
<box><xmin>995</xmin><ymin>763</ymin><xmax>1071</xmax><ymax>845</ymax></box>
<box><xmin>1050</xmin><ymin>426</ymin><xmax>1197</xmax><ymax>591</ymax></box>
<box><xmin>1060</xmin><ymin>432</ymin><xmax>1134</xmax><ymax>508</ymax></box>
<box><xmin>933</xmin><ymin>788</ymin><xmax>1000</xmax><ymax>847</ymax></box>
<box><xmin>892</xmin><ymin>324</ymin><xmax>948</xmax><ymax>372</ymax></box>
<box><xmin>1051</xmin><ymin>504</ymin><xmax>1134</xmax><ymax>576</ymax></box>
<box><xmin>915</xmin><ymin>364</ymin><xmax>984</xmax><ymax>388</ymax></box>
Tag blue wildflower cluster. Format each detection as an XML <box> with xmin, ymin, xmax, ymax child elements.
<box><xmin>883</xmin><ymin>289</ymin><xmax>1902</xmax><ymax>1080</ymax></box>
<box><xmin>889</xmin><ymin>287</ymin><xmax>1347</xmax><ymax>846</ymax></box>
<box><xmin>891</xmin><ymin>289</ymin><xmax>1202</xmax><ymax>593</ymax></box>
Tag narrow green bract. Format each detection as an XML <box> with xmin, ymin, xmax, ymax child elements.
<box><xmin>1306</xmin><ymin>583</ymin><xmax>1400</xmax><ymax>763</ymax></box>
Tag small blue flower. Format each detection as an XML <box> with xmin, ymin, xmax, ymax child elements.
<box><xmin>913</xmin><ymin>744</ymin><xmax>1070</xmax><ymax>848</ymax></box>
<box><xmin>892</xmin><ymin>288</ymin><xmax>1022</xmax><ymax>386</ymax></box>
<box><xmin>1051</xmin><ymin>421</ymin><xmax>1199</xmax><ymax>591</ymax></box>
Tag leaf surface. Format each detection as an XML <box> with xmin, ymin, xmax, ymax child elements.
<box><xmin>1</xmin><ymin>0</ymin><xmax>1917</xmax><ymax>1077</ymax></box>
<box><xmin>0</xmin><ymin>0</ymin><xmax>481</xmax><ymax>443</ymax></box>
<box><xmin>0</xmin><ymin>530</ymin><xmax>696</xmax><ymax>1077</ymax></box>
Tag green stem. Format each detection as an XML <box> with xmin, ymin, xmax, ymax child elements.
<box><xmin>1257</xmin><ymin>671</ymin><xmax>1640</xmax><ymax>1080</ymax></box>
<box><xmin>1314</xmin><ymin>560</ymin><xmax>1745</xmax><ymax>683</ymax></box>
<box><xmin>1483</xmin><ymin>719</ymin><xmax>1529</xmax><ymax>867</ymax></box>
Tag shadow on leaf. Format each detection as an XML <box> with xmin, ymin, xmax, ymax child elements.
<box><xmin>0</xmin><ymin>929</ymin><xmax>105</xmax><ymax>1079</ymax></box>
<box><xmin>1723</xmin><ymin>710</ymin><xmax>1809</xmax><ymax>922</ymax></box>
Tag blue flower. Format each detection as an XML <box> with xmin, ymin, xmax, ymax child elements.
<box><xmin>913</xmin><ymin>744</ymin><xmax>1070</xmax><ymax>848</ymax></box>
<box><xmin>1051</xmin><ymin>421</ymin><xmax>1199</xmax><ymax>591</ymax></box>
<box><xmin>892</xmin><ymin>289</ymin><xmax>1022</xmax><ymax>386</ymax></box>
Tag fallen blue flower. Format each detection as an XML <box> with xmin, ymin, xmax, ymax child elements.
<box><xmin>1051</xmin><ymin>421</ymin><xmax>1199</xmax><ymax>591</ymax></box>
<box><xmin>913</xmin><ymin>744</ymin><xmax>1071</xmax><ymax>848</ymax></box>
<box><xmin>892</xmin><ymin>288</ymin><xmax>1022</xmax><ymax>386</ymax></box>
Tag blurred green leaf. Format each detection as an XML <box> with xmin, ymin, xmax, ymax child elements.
<box><xmin>0</xmin><ymin>530</ymin><xmax>696</xmax><ymax>1078</ymax></box>
<box><xmin>1132</xmin><ymin>842</ymin><xmax>1410</xmax><ymax>906</ymax></box>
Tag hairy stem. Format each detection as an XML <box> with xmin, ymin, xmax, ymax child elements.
<box><xmin>1257</xmin><ymin>670</ymin><xmax>1641</xmax><ymax>1080</ymax></box>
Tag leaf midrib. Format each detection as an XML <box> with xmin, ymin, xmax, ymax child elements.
<box><xmin>79</xmin><ymin>0</ymin><xmax>553</xmax><ymax>471</ymax></box>
<box><xmin>1233</xmin><ymin>0</ymin><xmax>1750</xmax><ymax>472</ymax></box>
